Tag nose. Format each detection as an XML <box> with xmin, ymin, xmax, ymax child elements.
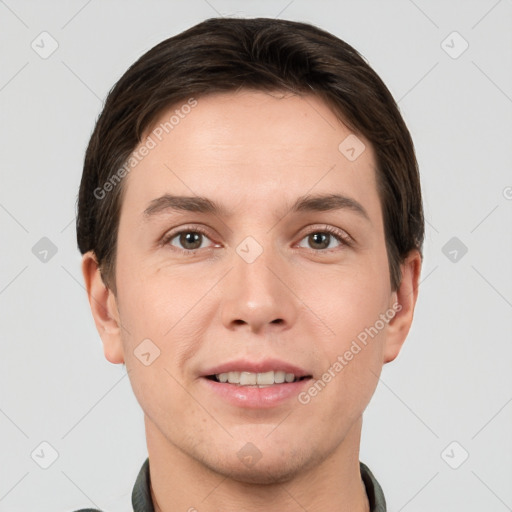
<box><xmin>220</xmin><ymin>241</ymin><xmax>298</xmax><ymax>335</ymax></box>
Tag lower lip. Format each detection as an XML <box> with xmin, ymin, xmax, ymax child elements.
<box><xmin>201</xmin><ymin>377</ymin><xmax>312</xmax><ymax>409</ymax></box>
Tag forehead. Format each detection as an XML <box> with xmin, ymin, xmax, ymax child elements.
<box><xmin>120</xmin><ymin>89</ymin><xmax>381</xmax><ymax>226</ymax></box>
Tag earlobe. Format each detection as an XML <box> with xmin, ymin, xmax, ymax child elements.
<box><xmin>81</xmin><ymin>251</ymin><xmax>125</xmax><ymax>364</ymax></box>
<box><xmin>383</xmin><ymin>250</ymin><xmax>422</xmax><ymax>364</ymax></box>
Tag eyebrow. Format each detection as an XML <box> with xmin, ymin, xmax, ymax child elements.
<box><xmin>142</xmin><ymin>193</ymin><xmax>370</xmax><ymax>222</ymax></box>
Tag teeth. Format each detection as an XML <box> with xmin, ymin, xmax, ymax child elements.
<box><xmin>285</xmin><ymin>372</ymin><xmax>295</xmax><ymax>383</ymax></box>
<box><xmin>240</xmin><ymin>372</ymin><xmax>257</xmax><ymax>385</ymax></box>
<box><xmin>214</xmin><ymin>370</ymin><xmax>300</xmax><ymax>386</ymax></box>
<box><xmin>227</xmin><ymin>371</ymin><xmax>240</xmax><ymax>384</ymax></box>
<box><xmin>257</xmin><ymin>371</ymin><xmax>274</xmax><ymax>385</ymax></box>
<box><xmin>274</xmin><ymin>371</ymin><xmax>286</xmax><ymax>383</ymax></box>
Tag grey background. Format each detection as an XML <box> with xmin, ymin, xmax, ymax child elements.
<box><xmin>1</xmin><ymin>0</ymin><xmax>511</xmax><ymax>510</ymax></box>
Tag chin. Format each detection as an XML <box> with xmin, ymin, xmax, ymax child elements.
<box><xmin>213</xmin><ymin>460</ymin><xmax>302</xmax><ymax>485</ymax></box>
<box><xmin>198</xmin><ymin>447</ymin><xmax>320</xmax><ymax>485</ymax></box>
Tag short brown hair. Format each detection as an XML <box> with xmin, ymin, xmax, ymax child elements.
<box><xmin>76</xmin><ymin>17</ymin><xmax>424</xmax><ymax>294</ymax></box>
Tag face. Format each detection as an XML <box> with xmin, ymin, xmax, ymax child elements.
<box><xmin>89</xmin><ymin>89</ymin><xmax>416</xmax><ymax>484</ymax></box>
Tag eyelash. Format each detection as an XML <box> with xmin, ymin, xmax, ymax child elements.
<box><xmin>161</xmin><ymin>225</ymin><xmax>353</xmax><ymax>256</ymax></box>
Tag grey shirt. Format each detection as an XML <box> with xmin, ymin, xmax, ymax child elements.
<box><xmin>75</xmin><ymin>458</ymin><xmax>386</xmax><ymax>511</ymax></box>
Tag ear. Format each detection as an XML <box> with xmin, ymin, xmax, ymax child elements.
<box><xmin>383</xmin><ymin>250</ymin><xmax>422</xmax><ymax>364</ymax></box>
<box><xmin>81</xmin><ymin>251</ymin><xmax>125</xmax><ymax>364</ymax></box>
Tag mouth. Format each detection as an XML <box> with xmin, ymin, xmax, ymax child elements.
<box><xmin>200</xmin><ymin>361</ymin><xmax>313</xmax><ymax>408</ymax></box>
<box><xmin>204</xmin><ymin>370</ymin><xmax>312</xmax><ymax>387</ymax></box>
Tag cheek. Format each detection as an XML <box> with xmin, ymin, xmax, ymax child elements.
<box><xmin>298</xmin><ymin>285</ymin><xmax>386</xmax><ymax>426</ymax></box>
<box><xmin>295</xmin><ymin>258</ymin><xmax>390</xmax><ymax>340</ymax></box>
<box><xmin>295</xmin><ymin>262</ymin><xmax>388</xmax><ymax>408</ymax></box>
<box><xmin>116</xmin><ymin>248</ymin><xmax>198</xmax><ymax>335</ymax></box>
<box><xmin>115</xmin><ymin>259</ymin><xmax>219</xmax><ymax>395</ymax></box>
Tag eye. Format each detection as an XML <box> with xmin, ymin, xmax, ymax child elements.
<box><xmin>161</xmin><ymin>225</ymin><xmax>352</xmax><ymax>255</ymax></box>
<box><xmin>162</xmin><ymin>228</ymin><xmax>215</xmax><ymax>253</ymax></box>
<box><xmin>297</xmin><ymin>226</ymin><xmax>352</xmax><ymax>251</ymax></box>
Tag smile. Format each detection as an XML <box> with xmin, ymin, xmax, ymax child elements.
<box><xmin>206</xmin><ymin>370</ymin><xmax>311</xmax><ymax>387</ymax></box>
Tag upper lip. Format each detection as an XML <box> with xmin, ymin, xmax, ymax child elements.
<box><xmin>201</xmin><ymin>358</ymin><xmax>311</xmax><ymax>377</ymax></box>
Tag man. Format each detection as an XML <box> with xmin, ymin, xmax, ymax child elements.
<box><xmin>76</xmin><ymin>16</ymin><xmax>423</xmax><ymax>512</ymax></box>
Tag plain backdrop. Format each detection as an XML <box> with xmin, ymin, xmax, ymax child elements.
<box><xmin>1</xmin><ymin>1</ymin><xmax>511</xmax><ymax>511</ymax></box>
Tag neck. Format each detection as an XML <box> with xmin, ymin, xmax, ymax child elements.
<box><xmin>146</xmin><ymin>416</ymin><xmax>370</xmax><ymax>512</ymax></box>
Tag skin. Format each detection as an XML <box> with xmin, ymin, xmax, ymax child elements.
<box><xmin>82</xmin><ymin>89</ymin><xmax>421</xmax><ymax>512</ymax></box>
